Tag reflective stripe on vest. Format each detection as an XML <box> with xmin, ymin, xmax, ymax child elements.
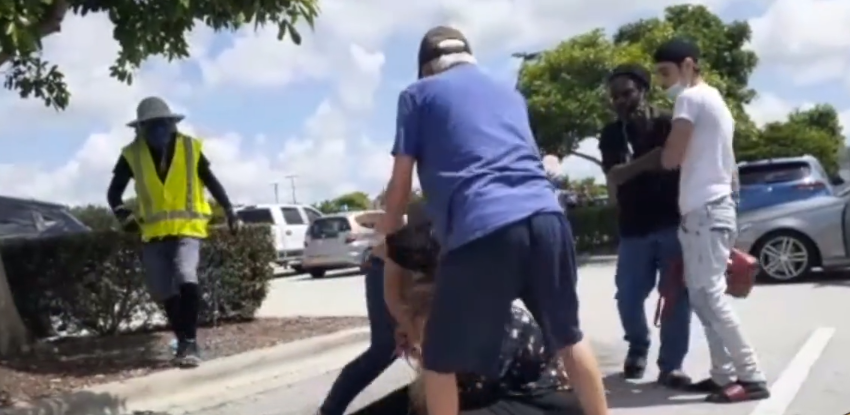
<box><xmin>132</xmin><ymin>136</ymin><xmax>209</xmax><ymax>225</ymax></box>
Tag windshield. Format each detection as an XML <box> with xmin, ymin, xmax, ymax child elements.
<box><xmin>739</xmin><ymin>162</ymin><xmax>810</xmax><ymax>186</ymax></box>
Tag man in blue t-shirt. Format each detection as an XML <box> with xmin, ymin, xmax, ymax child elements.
<box><xmin>378</xmin><ymin>26</ymin><xmax>610</xmax><ymax>415</ymax></box>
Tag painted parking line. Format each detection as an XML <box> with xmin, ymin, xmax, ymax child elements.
<box><xmin>749</xmin><ymin>327</ymin><xmax>836</xmax><ymax>415</ymax></box>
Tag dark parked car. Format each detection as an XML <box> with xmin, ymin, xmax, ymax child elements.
<box><xmin>0</xmin><ymin>195</ymin><xmax>90</xmax><ymax>240</ymax></box>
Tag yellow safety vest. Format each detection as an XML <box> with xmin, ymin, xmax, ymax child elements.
<box><xmin>121</xmin><ymin>134</ymin><xmax>212</xmax><ymax>242</ymax></box>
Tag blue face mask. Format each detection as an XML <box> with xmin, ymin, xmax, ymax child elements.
<box><xmin>142</xmin><ymin>119</ymin><xmax>175</xmax><ymax>149</ymax></box>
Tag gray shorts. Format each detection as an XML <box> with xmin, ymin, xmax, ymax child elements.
<box><xmin>141</xmin><ymin>237</ymin><xmax>201</xmax><ymax>301</ymax></box>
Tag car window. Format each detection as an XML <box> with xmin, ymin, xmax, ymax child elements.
<box><xmin>304</xmin><ymin>208</ymin><xmax>323</xmax><ymax>222</ymax></box>
<box><xmin>309</xmin><ymin>218</ymin><xmax>351</xmax><ymax>237</ymax></box>
<box><xmin>739</xmin><ymin>162</ymin><xmax>811</xmax><ymax>185</ymax></box>
<box><xmin>236</xmin><ymin>208</ymin><xmax>274</xmax><ymax>224</ymax></box>
<box><xmin>280</xmin><ymin>207</ymin><xmax>305</xmax><ymax>225</ymax></box>
<box><xmin>353</xmin><ymin>212</ymin><xmax>382</xmax><ymax>230</ymax></box>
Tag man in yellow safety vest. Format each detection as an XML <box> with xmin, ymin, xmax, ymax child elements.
<box><xmin>106</xmin><ymin>96</ymin><xmax>241</xmax><ymax>367</ymax></box>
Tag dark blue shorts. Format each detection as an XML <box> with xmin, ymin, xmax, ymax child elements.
<box><xmin>421</xmin><ymin>212</ymin><xmax>583</xmax><ymax>377</ymax></box>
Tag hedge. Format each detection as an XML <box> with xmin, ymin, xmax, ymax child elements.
<box><xmin>1</xmin><ymin>225</ymin><xmax>275</xmax><ymax>338</ymax></box>
<box><xmin>0</xmin><ymin>206</ymin><xmax>618</xmax><ymax>339</ymax></box>
<box><xmin>567</xmin><ymin>204</ymin><xmax>618</xmax><ymax>253</ymax></box>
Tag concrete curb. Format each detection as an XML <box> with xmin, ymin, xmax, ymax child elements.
<box><xmin>577</xmin><ymin>254</ymin><xmax>618</xmax><ymax>267</ymax></box>
<box><xmin>1</xmin><ymin>327</ymin><xmax>370</xmax><ymax>415</ymax></box>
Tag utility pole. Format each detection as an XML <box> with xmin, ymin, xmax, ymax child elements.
<box><xmin>271</xmin><ymin>182</ymin><xmax>280</xmax><ymax>203</ymax></box>
<box><xmin>285</xmin><ymin>175</ymin><xmax>298</xmax><ymax>204</ymax></box>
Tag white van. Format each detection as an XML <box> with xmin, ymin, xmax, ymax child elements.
<box><xmin>234</xmin><ymin>204</ymin><xmax>323</xmax><ymax>267</ymax></box>
<box><xmin>301</xmin><ymin>210</ymin><xmax>384</xmax><ymax>278</ymax></box>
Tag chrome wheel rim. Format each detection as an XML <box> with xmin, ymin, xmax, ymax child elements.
<box><xmin>759</xmin><ymin>236</ymin><xmax>809</xmax><ymax>281</ymax></box>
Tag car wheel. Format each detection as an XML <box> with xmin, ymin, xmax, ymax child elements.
<box><xmin>309</xmin><ymin>269</ymin><xmax>326</xmax><ymax>278</ymax></box>
<box><xmin>753</xmin><ymin>232</ymin><xmax>816</xmax><ymax>282</ymax></box>
<box><xmin>291</xmin><ymin>265</ymin><xmax>304</xmax><ymax>274</ymax></box>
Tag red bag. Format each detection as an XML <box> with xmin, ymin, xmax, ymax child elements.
<box><xmin>653</xmin><ymin>248</ymin><xmax>758</xmax><ymax>327</ymax></box>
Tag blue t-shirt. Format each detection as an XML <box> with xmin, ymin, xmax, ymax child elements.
<box><xmin>392</xmin><ymin>64</ymin><xmax>561</xmax><ymax>252</ymax></box>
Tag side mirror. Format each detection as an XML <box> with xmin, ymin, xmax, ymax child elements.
<box><xmin>830</xmin><ymin>176</ymin><xmax>845</xmax><ymax>186</ymax></box>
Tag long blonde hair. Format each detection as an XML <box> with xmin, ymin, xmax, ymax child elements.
<box><xmin>403</xmin><ymin>281</ymin><xmax>434</xmax><ymax>414</ymax></box>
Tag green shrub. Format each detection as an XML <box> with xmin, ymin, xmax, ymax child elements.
<box><xmin>1</xmin><ymin>225</ymin><xmax>275</xmax><ymax>337</ymax></box>
<box><xmin>567</xmin><ymin>204</ymin><xmax>618</xmax><ymax>253</ymax></box>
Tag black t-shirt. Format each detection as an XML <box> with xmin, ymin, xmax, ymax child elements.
<box><xmin>112</xmin><ymin>139</ymin><xmax>212</xmax><ymax>183</ymax></box>
<box><xmin>598</xmin><ymin>109</ymin><xmax>679</xmax><ymax>237</ymax></box>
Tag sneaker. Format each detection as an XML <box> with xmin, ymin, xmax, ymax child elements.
<box><xmin>658</xmin><ymin>370</ymin><xmax>692</xmax><ymax>390</ymax></box>
<box><xmin>175</xmin><ymin>340</ymin><xmax>201</xmax><ymax>368</ymax></box>
<box><xmin>623</xmin><ymin>354</ymin><xmax>647</xmax><ymax>379</ymax></box>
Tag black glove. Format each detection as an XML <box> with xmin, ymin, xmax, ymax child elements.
<box><xmin>113</xmin><ymin>206</ymin><xmax>140</xmax><ymax>233</ymax></box>
<box><xmin>225</xmin><ymin>209</ymin><xmax>242</xmax><ymax>234</ymax></box>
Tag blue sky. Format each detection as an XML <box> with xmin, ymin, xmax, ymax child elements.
<box><xmin>0</xmin><ymin>0</ymin><xmax>846</xmax><ymax>206</ymax></box>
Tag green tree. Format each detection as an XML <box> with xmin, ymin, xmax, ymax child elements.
<box><xmin>737</xmin><ymin>105</ymin><xmax>845</xmax><ymax>175</ymax></box>
<box><xmin>0</xmin><ymin>0</ymin><xmax>319</xmax><ymax>109</ymax></box>
<box><xmin>517</xmin><ymin>4</ymin><xmax>760</xmax><ymax>164</ymax></box>
<box><xmin>70</xmin><ymin>204</ymin><xmax>118</xmax><ymax>230</ymax></box>
<box><xmin>0</xmin><ymin>0</ymin><xmax>319</xmax><ymax>356</ymax></box>
<box><xmin>333</xmin><ymin>191</ymin><xmax>372</xmax><ymax>212</ymax></box>
<box><xmin>312</xmin><ymin>191</ymin><xmax>373</xmax><ymax>214</ymax></box>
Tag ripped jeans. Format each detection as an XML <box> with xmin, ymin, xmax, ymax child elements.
<box><xmin>678</xmin><ymin>195</ymin><xmax>765</xmax><ymax>384</ymax></box>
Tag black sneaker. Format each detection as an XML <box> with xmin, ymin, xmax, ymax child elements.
<box><xmin>658</xmin><ymin>370</ymin><xmax>692</xmax><ymax>390</ymax></box>
<box><xmin>174</xmin><ymin>340</ymin><xmax>201</xmax><ymax>368</ymax></box>
<box><xmin>623</xmin><ymin>354</ymin><xmax>647</xmax><ymax>379</ymax></box>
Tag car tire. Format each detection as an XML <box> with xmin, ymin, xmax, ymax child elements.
<box><xmin>291</xmin><ymin>265</ymin><xmax>304</xmax><ymax>274</ymax></box>
<box><xmin>309</xmin><ymin>269</ymin><xmax>326</xmax><ymax>278</ymax></box>
<box><xmin>752</xmin><ymin>231</ymin><xmax>818</xmax><ymax>282</ymax></box>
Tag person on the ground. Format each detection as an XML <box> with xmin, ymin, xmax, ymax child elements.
<box><xmin>317</xmin><ymin>254</ymin><xmax>396</xmax><ymax>415</ymax></box>
<box><xmin>106</xmin><ymin>96</ymin><xmax>241</xmax><ymax>368</ymax></box>
<box><xmin>317</xmin><ymin>203</ymin><xmax>430</xmax><ymax>415</ymax></box>
<box><xmin>378</xmin><ymin>212</ymin><xmax>573</xmax><ymax>415</ymax></box>
<box><xmin>406</xmin><ymin>286</ymin><xmax>573</xmax><ymax>415</ymax></box>
<box><xmin>653</xmin><ymin>39</ymin><xmax>770</xmax><ymax>402</ymax></box>
<box><xmin>599</xmin><ymin>64</ymin><xmax>692</xmax><ymax>388</ymax></box>
<box><xmin>377</xmin><ymin>25</ymin><xmax>609</xmax><ymax>415</ymax></box>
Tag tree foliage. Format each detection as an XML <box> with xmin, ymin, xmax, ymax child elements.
<box><xmin>737</xmin><ymin>105</ymin><xmax>845</xmax><ymax>175</ymax></box>
<box><xmin>312</xmin><ymin>191</ymin><xmax>373</xmax><ymax>214</ymax></box>
<box><xmin>0</xmin><ymin>0</ymin><xmax>320</xmax><ymax>109</ymax></box>
<box><xmin>517</xmin><ymin>4</ymin><xmax>760</xmax><ymax>163</ymax></box>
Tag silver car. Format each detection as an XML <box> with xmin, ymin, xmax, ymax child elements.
<box><xmin>301</xmin><ymin>210</ymin><xmax>384</xmax><ymax>278</ymax></box>
<box><xmin>736</xmin><ymin>187</ymin><xmax>850</xmax><ymax>282</ymax></box>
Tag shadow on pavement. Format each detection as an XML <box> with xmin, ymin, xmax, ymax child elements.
<box><xmin>603</xmin><ymin>374</ymin><xmax>704</xmax><ymax>409</ymax></box>
<box><xmin>352</xmin><ymin>385</ymin><xmax>583</xmax><ymax>415</ymax></box>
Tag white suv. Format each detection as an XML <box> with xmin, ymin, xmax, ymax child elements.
<box><xmin>234</xmin><ymin>204</ymin><xmax>323</xmax><ymax>268</ymax></box>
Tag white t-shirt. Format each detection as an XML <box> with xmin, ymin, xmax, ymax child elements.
<box><xmin>673</xmin><ymin>83</ymin><xmax>736</xmax><ymax>215</ymax></box>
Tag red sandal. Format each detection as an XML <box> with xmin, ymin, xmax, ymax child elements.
<box><xmin>705</xmin><ymin>381</ymin><xmax>770</xmax><ymax>403</ymax></box>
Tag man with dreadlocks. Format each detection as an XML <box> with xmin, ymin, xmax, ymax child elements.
<box><xmin>599</xmin><ymin>64</ymin><xmax>693</xmax><ymax>389</ymax></box>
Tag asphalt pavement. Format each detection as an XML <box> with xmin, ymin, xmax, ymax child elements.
<box><xmin>200</xmin><ymin>261</ymin><xmax>850</xmax><ymax>415</ymax></box>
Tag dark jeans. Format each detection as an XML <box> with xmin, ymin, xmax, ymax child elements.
<box><xmin>615</xmin><ymin>226</ymin><xmax>691</xmax><ymax>373</ymax></box>
<box><xmin>423</xmin><ymin>213</ymin><xmax>583</xmax><ymax>377</ymax></box>
<box><xmin>321</xmin><ymin>257</ymin><xmax>396</xmax><ymax>415</ymax></box>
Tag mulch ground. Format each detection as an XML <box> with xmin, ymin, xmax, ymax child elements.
<box><xmin>0</xmin><ymin>316</ymin><xmax>367</xmax><ymax>409</ymax></box>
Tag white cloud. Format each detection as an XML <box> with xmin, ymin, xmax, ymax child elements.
<box><xmin>749</xmin><ymin>0</ymin><xmax>850</xmax><ymax>86</ymax></box>
<box><xmin>3</xmin><ymin>0</ymin><xmax>850</xmax><ymax>207</ymax></box>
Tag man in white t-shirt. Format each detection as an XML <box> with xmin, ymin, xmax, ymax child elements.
<box><xmin>652</xmin><ymin>38</ymin><xmax>770</xmax><ymax>404</ymax></box>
